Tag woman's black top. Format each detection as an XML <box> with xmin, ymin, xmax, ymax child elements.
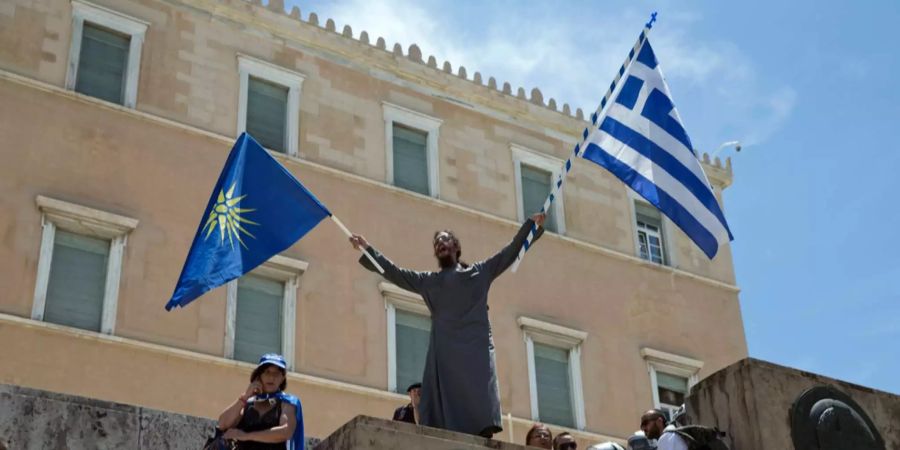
<box><xmin>235</xmin><ymin>399</ymin><xmax>286</xmax><ymax>450</ymax></box>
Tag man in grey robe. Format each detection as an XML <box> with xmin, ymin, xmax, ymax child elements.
<box><xmin>349</xmin><ymin>213</ymin><xmax>546</xmax><ymax>438</ymax></box>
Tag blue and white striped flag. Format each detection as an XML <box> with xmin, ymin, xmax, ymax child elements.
<box><xmin>581</xmin><ymin>40</ymin><xmax>733</xmax><ymax>259</ymax></box>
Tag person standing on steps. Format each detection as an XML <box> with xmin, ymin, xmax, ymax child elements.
<box><xmin>350</xmin><ymin>213</ymin><xmax>547</xmax><ymax>438</ymax></box>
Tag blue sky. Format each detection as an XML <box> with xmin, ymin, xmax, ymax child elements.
<box><xmin>285</xmin><ymin>0</ymin><xmax>900</xmax><ymax>394</ymax></box>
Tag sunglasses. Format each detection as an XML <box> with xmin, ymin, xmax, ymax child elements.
<box><xmin>559</xmin><ymin>443</ymin><xmax>577</xmax><ymax>450</ymax></box>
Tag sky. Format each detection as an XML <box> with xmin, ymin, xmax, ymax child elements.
<box><xmin>285</xmin><ymin>0</ymin><xmax>900</xmax><ymax>394</ymax></box>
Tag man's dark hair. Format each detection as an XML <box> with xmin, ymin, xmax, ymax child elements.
<box><xmin>433</xmin><ymin>230</ymin><xmax>469</xmax><ymax>268</ymax></box>
<box><xmin>553</xmin><ymin>431</ymin><xmax>574</xmax><ymax>450</ymax></box>
<box><xmin>641</xmin><ymin>408</ymin><xmax>668</xmax><ymax>425</ymax></box>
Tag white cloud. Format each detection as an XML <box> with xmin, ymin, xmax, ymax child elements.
<box><xmin>293</xmin><ymin>0</ymin><xmax>795</xmax><ymax>149</ymax></box>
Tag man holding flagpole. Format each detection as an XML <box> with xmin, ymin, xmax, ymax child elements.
<box><xmin>349</xmin><ymin>213</ymin><xmax>546</xmax><ymax>438</ymax></box>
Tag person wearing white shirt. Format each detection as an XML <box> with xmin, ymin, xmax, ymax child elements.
<box><xmin>657</xmin><ymin>425</ymin><xmax>688</xmax><ymax>450</ymax></box>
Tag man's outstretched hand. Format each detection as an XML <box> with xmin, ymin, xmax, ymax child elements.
<box><xmin>349</xmin><ymin>234</ymin><xmax>370</xmax><ymax>250</ymax></box>
<box><xmin>531</xmin><ymin>212</ymin><xmax>546</xmax><ymax>228</ymax></box>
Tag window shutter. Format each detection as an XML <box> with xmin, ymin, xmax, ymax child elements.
<box><xmin>534</xmin><ymin>342</ymin><xmax>574</xmax><ymax>427</ymax></box>
<box><xmin>656</xmin><ymin>371</ymin><xmax>688</xmax><ymax>406</ymax></box>
<box><xmin>521</xmin><ymin>165</ymin><xmax>557</xmax><ymax>232</ymax></box>
<box><xmin>392</xmin><ymin>124</ymin><xmax>430</xmax><ymax>195</ymax></box>
<box><xmin>234</xmin><ymin>275</ymin><xmax>284</xmax><ymax>364</ymax></box>
<box><xmin>44</xmin><ymin>230</ymin><xmax>110</xmax><ymax>332</ymax></box>
<box><xmin>635</xmin><ymin>202</ymin><xmax>662</xmax><ymax>228</ymax></box>
<box><xmin>656</xmin><ymin>371</ymin><xmax>688</xmax><ymax>391</ymax></box>
<box><xmin>395</xmin><ymin>309</ymin><xmax>431</xmax><ymax>393</ymax></box>
<box><xmin>247</xmin><ymin>76</ymin><xmax>289</xmax><ymax>153</ymax></box>
<box><xmin>75</xmin><ymin>23</ymin><xmax>130</xmax><ymax>105</ymax></box>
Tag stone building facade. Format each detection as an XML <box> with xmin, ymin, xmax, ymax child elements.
<box><xmin>0</xmin><ymin>0</ymin><xmax>746</xmax><ymax>445</ymax></box>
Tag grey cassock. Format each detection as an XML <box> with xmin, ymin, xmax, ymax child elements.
<box><xmin>359</xmin><ymin>219</ymin><xmax>543</xmax><ymax>436</ymax></box>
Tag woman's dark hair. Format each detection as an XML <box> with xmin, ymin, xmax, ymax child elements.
<box><xmin>251</xmin><ymin>364</ymin><xmax>287</xmax><ymax>391</ymax></box>
<box><xmin>433</xmin><ymin>230</ymin><xmax>469</xmax><ymax>268</ymax></box>
<box><xmin>526</xmin><ymin>423</ymin><xmax>552</xmax><ymax>444</ymax></box>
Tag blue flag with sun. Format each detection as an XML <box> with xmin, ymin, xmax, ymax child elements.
<box><xmin>165</xmin><ymin>133</ymin><xmax>331</xmax><ymax>310</ymax></box>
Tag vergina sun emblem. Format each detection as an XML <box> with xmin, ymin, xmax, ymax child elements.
<box><xmin>203</xmin><ymin>182</ymin><xmax>259</xmax><ymax>249</ymax></box>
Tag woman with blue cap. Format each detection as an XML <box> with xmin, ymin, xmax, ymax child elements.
<box><xmin>217</xmin><ymin>353</ymin><xmax>305</xmax><ymax>449</ymax></box>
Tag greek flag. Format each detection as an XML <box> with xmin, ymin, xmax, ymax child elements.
<box><xmin>581</xmin><ymin>40</ymin><xmax>733</xmax><ymax>259</ymax></box>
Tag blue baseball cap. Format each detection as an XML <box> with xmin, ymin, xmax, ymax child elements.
<box><xmin>257</xmin><ymin>353</ymin><xmax>287</xmax><ymax>370</ymax></box>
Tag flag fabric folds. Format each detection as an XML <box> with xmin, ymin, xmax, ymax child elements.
<box><xmin>165</xmin><ymin>133</ymin><xmax>331</xmax><ymax>310</ymax></box>
<box><xmin>580</xmin><ymin>40</ymin><xmax>733</xmax><ymax>259</ymax></box>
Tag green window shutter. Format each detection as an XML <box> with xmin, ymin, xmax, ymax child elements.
<box><xmin>521</xmin><ymin>165</ymin><xmax>558</xmax><ymax>232</ymax></box>
<box><xmin>247</xmin><ymin>76</ymin><xmax>289</xmax><ymax>153</ymax></box>
<box><xmin>234</xmin><ymin>274</ymin><xmax>284</xmax><ymax>364</ymax></box>
<box><xmin>656</xmin><ymin>371</ymin><xmax>688</xmax><ymax>406</ymax></box>
<box><xmin>75</xmin><ymin>23</ymin><xmax>130</xmax><ymax>105</ymax></box>
<box><xmin>44</xmin><ymin>230</ymin><xmax>110</xmax><ymax>332</ymax></box>
<box><xmin>534</xmin><ymin>342</ymin><xmax>574</xmax><ymax>427</ymax></box>
<box><xmin>392</xmin><ymin>124</ymin><xmax>430</xmax><ymax>195</ymax></box>
<box><xmin>395</xmin><ymin>309</ymin><xmax>431</xmax><ymax>393</ymax></box>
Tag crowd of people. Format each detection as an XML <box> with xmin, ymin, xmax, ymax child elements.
<box><xmin>209</xmin><ymin>353</ymin><xmax>695</xmax><ymax>449</ymax></box>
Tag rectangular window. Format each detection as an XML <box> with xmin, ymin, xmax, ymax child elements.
<box><xmin>43</xmin><ymin>230</ymin><xmax>110</xmax><ymax>332</ymax></box>
<box><xmin>237</xmin><ymin>56</ymin><xmax>305</xmax><ymax>157</ymax></box>
<box><xmin>641</xmin><ymin>348</ymin><xmax>703</xmax><ymax>422</ymax></box>
<box><xmin>225</xmin><ymin>256</ymin><xmax>305</xmax><ymax>369</ymax></box>
<box><xmin>394</xmin><ymin>309</ymin><xmax>431</xmax><ymax>393</ymax></box>
<box><xmin>246</xmin><ymin>76</ymin><xmax>289</xmax><ymax>153</ymax></box>
<box><xmin>234</xmin><ymin>274</ymin><xmax>284</xmax><ymax>364</ymax></box>
<box><xmin>75</xmin><ymin>23</ymin><xmax>130</xmax><ymax>105</ymax></box>
<box><xmin>520</xmin><ymin>317</ymin><xmax>586</xmax><ymax>429</ymax></box>
<box><xmin>520</xmin><ymin>164</ymin><xmax>558</xmax><ymax>233</ymax></box>
<box><xmin>534</xmin><ymin>343</ymin><xmax>574</xmax><ymax>427</ymax></box>
<box><xmin>65</xmin><ymin>1</ymin><xmax>148</xmax><ymax>108</ymax></box>
<box><xmin>32</xmin><ymin>196</ymin><xmax>138</xmax><ymax>335</ymax></box>
<box><xmin>656</xmin><ymin>371</ymin><xmax>688</xmax><ymax>416</ymax></box>
<box><xmin>635</xmin><ymin>201</ymin><xmax>666</xmax><ymax>264</ymax></box>
<box><xmin>512</xmin><ymin>145</ymin><xmax>566</xmax><ymax>235</ymax></box>
<box><xmin>383</xmin><ymin>103</ymin><xmax>442</xmax><ymax>198</ymax></box>
<box><xmin>392</xmin><ymin>124</ymin><xmax>430</xmax><ymax>196</ymax></box>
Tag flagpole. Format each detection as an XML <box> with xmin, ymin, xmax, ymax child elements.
<box><xmin>331</xmin><ymin>215</ymin><xmax>385</xmax><ymax>274</ymax></box>
<box><xmin>510</xmin><ymin>12</ymin><xmax>658</xmax><ymax>273</ymax></box>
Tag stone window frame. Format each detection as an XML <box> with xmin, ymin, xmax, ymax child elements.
<box><xmin>65</xmin><ymin>0</ymin><xmax>149</xmax><ymax>108</ymax></box>
<box><xmin>32</xmin><ymin>195</ymin><xmax>139</xmax><ymax>335</ymax></box>
<box><xmin>380</xmin><ymin>281</ymin><xmax>430</xmax><ymax>393</ymax></box>
<box><xmin>518</xmin><ymin>316</ymin><xmax>587</xmax><ymax>430</ymax></box>
<box><xmin>236</xmin><ymin>54</ymin><xmax>306</xmax><ymax>157</ymax></box>
<box><xmin>627</xmin><ymin>190</ymin><xmax>678</xmax><ymax>267</ymax></box>
<box><xmin>382</xmin><ymin>102</ymin><xmax>443</xmax><ymax>199</ymax></box>
<box><xmin>511</xmin><ymin>144</ymin><xmax>567</xmax><ymax>235</ymax></box>
<box><xmin>640</xmin><ymin>347</ymin><xmax>703</xmax><ymax>416</ymax></box>
<box><xmin>224</xmin><ymin>255</ymin><xmax>308</xmax><ymax>371</ymax></box>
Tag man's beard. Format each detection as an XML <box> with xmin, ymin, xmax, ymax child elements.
<box><xmin>437</xmin><ymin>254</ymin><xmax>456</xmax><ymax>269</ymax></box>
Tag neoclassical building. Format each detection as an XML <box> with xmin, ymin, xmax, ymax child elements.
<box><xmin>0</xmin><ymin>0</ymin><xmax>746</xmax><ymax>445</ymax></box>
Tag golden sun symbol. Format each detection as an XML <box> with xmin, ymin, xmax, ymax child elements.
<box><xmin>203</xmin><ymin>182</ymin><xmax>259</xmax><ymax>249</ymax></box>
